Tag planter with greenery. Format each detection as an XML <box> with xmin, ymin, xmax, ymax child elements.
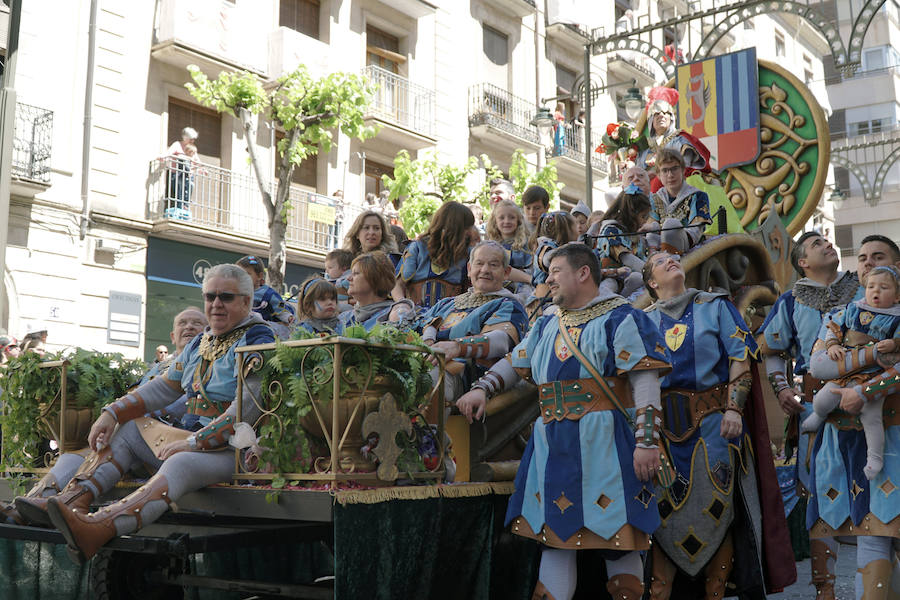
<box><xmin>255</xmin><ymin>325</ymin><xmax>440</xmax><ymax>494</ymax></box>
<box><xmin>0</xmin><ymin>349</ymin><xmax>146</xmax><ymax>473</ymax></box>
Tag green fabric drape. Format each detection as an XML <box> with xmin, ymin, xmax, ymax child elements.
<box><xmin>0</xmin><ymin>540</ymin><xmax>89</xmax><ymax>599</ymax></box>
<box><xmin>787</xmin><ymin>500</ymin><xmax>810</xmax><ymax>561</ymax></box>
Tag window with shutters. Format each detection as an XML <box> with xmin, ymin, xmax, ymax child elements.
<box><xmin>829</xmin><ymin>109</ymin><xmax>846</xmax><ymax>139</ymax></box>
<box><xmin>483</xmin><ymin>25</ymin><xmax>509</xmax><ymax>90</ymax></box>
<box><xmin>835</xmin><ymin>225</ymin><xmax>853</xmax><ymax>253</ymax></box>
<box><xmin>280</xmin><ymin>0</ymin><xmax>319</xmax><ymax>40</ymax></box>
<box><xmin>366</xmin><ymin>26</ymin><xmax>403</xmax><ymax>73</ymax></box>
<box><xmin>556</xmin><ymin>64</ymin><xmax>578</xmax><ymax>121</ymax></box>
<box><xmin>834</xmin><ymin>166</ymin><xmax>851</xmax><ymax>194</ymax></box>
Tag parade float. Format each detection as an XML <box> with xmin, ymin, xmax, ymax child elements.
<box><xmin>0</xmin><ymin>50</ymin><xmax>828</xmax><ymax>600</ymax></box>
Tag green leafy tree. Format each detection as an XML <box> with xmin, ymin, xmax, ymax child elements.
<box><xmin>187</xmin><ymin>65</ymin><xmax>376</xmax><ymax>289</ymax></box>
<box><xmin>385</xmin><ymin>150</ymin><xmax>563</xmax><ymax>236</ymax></box>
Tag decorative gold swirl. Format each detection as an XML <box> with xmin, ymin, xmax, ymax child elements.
<box><xmin>722</xmin><ymin>61</ymin><xmax>829</xmax><ymax>235</ymax></box>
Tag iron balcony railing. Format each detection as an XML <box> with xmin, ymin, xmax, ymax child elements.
<box><xmin>364</xmin><ymin>65</ymin><xmax>436</xmax><ymax>138</ymax></box>
<box><xmin>148</xmin><ymin>158</ymin><xmax>364</xmax><ymax>254</ymax></box>
<box><xmin>551</xmin><ymin>122</ymin><xmax>609</xmax><ymax>173</ymax></box>
<box><xmin>13</xmin><ymin>102</ymin><xmax>53</xmax><ymax>183</ymax></box>
<box><xmin>468</xmin><ymin>83</ymin><xmax>540</xmax><ymax>145</ymax></box>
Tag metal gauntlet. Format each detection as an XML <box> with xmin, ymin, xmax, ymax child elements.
<box><xmin>727</xmin><ymin>372</ymin><xmax>752</xmax><ymax>414</ymax></box>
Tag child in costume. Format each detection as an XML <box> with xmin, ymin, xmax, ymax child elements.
<box><xmin>295</xmin><ymin>278</ymin><xmax>341</xmax><ymax>335</ymax></box>
<box><xmin>803</xmin><ymin>265</ymin><xmax>900</xmax><ymax>479</ymax></box>
<box><xmin>526</xmin><ymin>211</ymin><xmax>576</xmax><ymax>320</ymax></box>
<box><xmin>237</xmin><ymin>255</ymin><xmax>295</xmax><ymax>338</ymax></box>
<box><xmin>325</xmin><ymin>248</ymin><xmax>353</xmax><ymax>310</ymax></box>
<box><xmin>485</xmin><ymin>199</ymin><xmax>533</xmax><ymax>301</ymax></box>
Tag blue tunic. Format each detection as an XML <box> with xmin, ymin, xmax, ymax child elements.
<box><xmin>421</xmin><ymin>290</ymin><xmax>528</xmax><ymax>381</ymax></box>
<box><xmin>595</xmin><ymin>220</ymin><xmax>647</xmax><ymax>268</ymax></box>
<box><xmin>531</xmin><ymin>238</ymin><xmax>559</xmax><ymax>287</ymax></box>
<box><xmin>397</xmin><ymin>239</ymin><xmax>468</xmax><ymax>309</ymax></box>
<box><xmin>501</xmin><ymin>240</ymin><xmax>533</xmax><ymax>295</ymax></box>
<box><xmin>505</xmin><ymin>297</ymin><xmax>669</xmax><ymax>545</ymax></box>
<box><xmin>167</xmin><ymin>318</ymin><xmax>274</xmax><ymax>430</ymax></box>
<box><xmin>252</xmin><ymin>285</ymin><xmax>294</xmax><ymax>324</ymax></box>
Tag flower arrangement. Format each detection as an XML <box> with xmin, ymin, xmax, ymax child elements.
<box><xmin>596</xmin><ymin>122</ymin><xmax>648</xmax><ymax>161</ymax></box>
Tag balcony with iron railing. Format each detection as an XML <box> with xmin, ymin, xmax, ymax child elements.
<box><xmin>363</xmin><ymin>65</ymin><xmax>436</xmax><ymax>140</ymax></box>
<box><xmin>468</xmin><ymin>83</ymin><xmax>540</xmax><ymax>147</ymax></box>
<box><xmin>13</xmin><ymin>102</ymin><xmax>53</xmax><ymax>185</ymax></box>
<box><xmin>550</xmin><ymin>122</ymin><xmax>608</xmax><ymax>174</ymax></box>
<box><xmin>148</xmin><ymin>158</ymin><xmax>364</xmax><ymax>254</ymax></box>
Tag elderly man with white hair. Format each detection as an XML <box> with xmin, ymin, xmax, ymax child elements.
<box><xmin>32</xmin><ymin>264</ymin><xmax>273</xmax><ymax>563</ymax></box>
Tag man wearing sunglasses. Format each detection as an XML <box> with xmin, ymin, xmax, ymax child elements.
<box><xmin>24</xmin><ymin>264</ymin><xmax>274</xmax><ymax>563</ymax></box>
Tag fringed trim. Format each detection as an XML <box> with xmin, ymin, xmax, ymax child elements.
<box><xmin>333</xmin><ymin>482</ymin><xmax>515</xmax><ymax>506</ymax></box>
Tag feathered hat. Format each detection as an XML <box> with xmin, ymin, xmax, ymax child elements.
<box><xmin>646</xmin><ymin>87</ymin><xmax>679</xmax><ymax>118</ymax></box>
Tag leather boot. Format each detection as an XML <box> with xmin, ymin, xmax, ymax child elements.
<box><xmin>649</xmin><ymin>542</ymin><xmax>677</xmax><ymax>600</ymax></box>
<box><xmin>810</xmin><ymin>539</ymin><xmax>837</xmax><ymax>600</ymax></box>
<box><xmin>704</xmin><ymin>534</ymin><xmax>734</xmax><ymax>599</ymax></box>
<box><xmin>859</xmin><ymin>558</ymin><xmax>892</xmax><ymax>600</ymax></box>
<box><xmin>1</xmin><ymin>472</ymin><xmax>61</xmax><ymax>525</ymax></box>
<box><xmin>16</xmin><ymin>446</ymin><xmax>124</xmax><ymax>527</ymax></box>
<box><xmin>48</xmin><ymin>474</ymin><xmax>171</xmax><ymax>563</ymax></box>
<box><xmin>531</xmin><ymin>581</ymin><xmax>557</xmax><ymax>600</ymax></box>
<box><xmin>606</xmin><ymin>573</ymin><xmax>643</xmax><ymax>600</ymax></box>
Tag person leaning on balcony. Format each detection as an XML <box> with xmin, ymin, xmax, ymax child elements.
<box><xmin>162</xmin><ymin>126</ymin><xmax>198</xmax><ymax>214</ymax></box>
<box><xmin>5</xmin><ymin>307</ymin><xmax>208</xmax><ymax>527</ymax></box>
<box><xmin>395</xmin><ymin>201</ymin><xmax>474</xmax><ymax>309</ymax></box>
<box><xmin>339</xmin><ymin>251</ymin><xmax>412</xmax><ymax>330</ymax></box>
<box><xmin>24</xmin><ymin>266</ymin><xmax>274</xmax><ymax>563</ymax></box>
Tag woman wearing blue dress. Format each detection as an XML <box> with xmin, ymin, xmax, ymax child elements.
<box><xmin>642</xmin><ymin>251</ymin><xmax>794</xmax><ymax>599</ymax></box>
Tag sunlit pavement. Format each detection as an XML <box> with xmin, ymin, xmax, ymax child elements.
<box><xmin>769</xmin><ymin>545</ymin><xmax>856</xmax><ymax>599</ymax></box>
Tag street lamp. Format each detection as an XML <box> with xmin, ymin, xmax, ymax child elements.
<box><xmin>619</xmin><ymin>85</ymin><xmax>645</xmax><ymax>121</ymax></box>
<box><xmin>534</xmin><ymin>77</ymin><xmax>644</xmax><ymax>210</ymax></box>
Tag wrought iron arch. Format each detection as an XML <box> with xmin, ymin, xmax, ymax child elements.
<box><xmin>597</xmin><ymin>38</ymin><xmax>673</xmax><ymax>80</ymax></box>
<box><xmin>589</xmin><ymin>0</ymin><xmax>887</xmax><ymax>76</ymax></box>
<box><xmin>871</xmin><ymin>146</ymin><xmax>900</xmax><ymax>205</ymax></box>
<box><xmin>830</xmin><ymin>154</ymin><xmax>874</xmax><ymax>204</ymax></box>
<box><xmin>695</xmin><ymin>2</ymin><xmax>852</xmax><ymax>67</ymax></box>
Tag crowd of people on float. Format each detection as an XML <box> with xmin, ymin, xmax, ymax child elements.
<box><xmin>4</xmin><ymin>129</ymin><xmax>900</xmax><ymax>599</ymax></box>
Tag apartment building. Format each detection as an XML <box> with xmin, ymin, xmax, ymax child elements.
<box><xmin>826</xmin><ymin>1</ymin><xmax>900</xmax><ymax>271</ymax></box>
<box><xmin>0</xmin><ymin>0</ymin><xmax>832</xmax><ymax>359</ymax></box>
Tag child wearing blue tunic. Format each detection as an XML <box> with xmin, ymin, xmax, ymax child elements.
<box><xmin>485</xmin><ymin>199</ymin><xmax>533</xmax><ymax>300</ymax></box>
<box><xmin>803</xmin><ymin>266</ymin><xmax>900</xmax><ymax>479</ymax></box>
<box><xmin>527</xmin><ymin>211</ymin><xmax>576</xmax><ymax>320</ymax></box>
<box><xmin>324</xmin><ymin>249</ymin><xmax>353</xmax><ymax>311</ymax></box>
<box><xmin>237</xmin><ymin>256</ymin><xmax>295</xmax><ymax>336</ymax></box>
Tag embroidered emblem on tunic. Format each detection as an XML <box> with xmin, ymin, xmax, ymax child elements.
<box><xmin>554</xmin><ymin>327</ymin><xmax>581</xmax><ymax>361</ymax></box>
<box><xmin>665</xmin><ymin>324</ymin><xmax>688</xmax><ymax>351</ymax></box>
<box><xmin>441</xmin><ymin>311</ymin><xmax>467</xmax><ymax>330</ymax></box>
<box><xmin>860</xmin><ymin>311</ymin><xmax>875</xmax><ymax>326</ymax></box>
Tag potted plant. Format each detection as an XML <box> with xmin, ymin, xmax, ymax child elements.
<box><xmin>1</xmin><ymin>349</ymin><xmax>146</xmax><ymax>471</ymax></box>
<box><xmin>256</xmin><ymin>324</ymin><xmax>438</xmax><ymax>491</ymax></box>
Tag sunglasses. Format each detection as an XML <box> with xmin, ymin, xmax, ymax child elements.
<box><xmin>203</xmin><ymin>292</ymin><xmax>247</xmax><ymax>303</ymax></box>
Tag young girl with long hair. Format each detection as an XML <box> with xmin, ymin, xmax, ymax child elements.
<box><xmin>485</xmin><ymin>199</ymin><xmax>533</xmax><ymax>298</ymax></box>
<box><xmin>396</xmin><ymin>201</ymin><xmax>474</xmax><ymax>308</ymax></box>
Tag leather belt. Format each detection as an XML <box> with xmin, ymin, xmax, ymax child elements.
<box><xmin>186</xmin><ymin>396</ymin><xmax>227</xmax><ymax>418</ymax></box>
<box><xmin>538</xmin><ymin>377</ymin><xmax>632</xmax><ymax>423</ymax></box>
<box><xmin>827</xmin><ymin>395</ymin><xmax>900</xmax><ymax>430</ymax></box>
<box><xmin>660</xmin><ymin>383</ymin><xmax>727</xmax><ymax>442</ymax></box>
